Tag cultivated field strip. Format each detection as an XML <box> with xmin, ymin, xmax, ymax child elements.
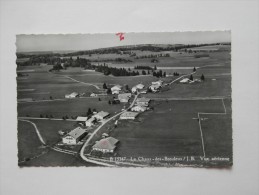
<box><xmin>197</xmin><ymin>98</ymin><xmax>227</xmax><ymax>157</ymax></box>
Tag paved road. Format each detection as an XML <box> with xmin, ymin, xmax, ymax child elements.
<box><xmin>79</xmin><ymin>93</ymin><xmax>140</xmax><ymax>167</ymax></box>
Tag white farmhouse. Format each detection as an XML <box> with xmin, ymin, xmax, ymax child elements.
<box><xmin>149</xmin><ymin>84</ymin><xmax>161</xmax><ymax>92</ymax></box>
<box><xmin>152</xmin><ymin>80</ymin><xmax>163</xmax><ymax>86</ymax></box>
<box><xmin>131</xmin><ymin>86</ymin><xmax>137</xmax><ymax>93</ymax></box>
<box><xmin>93</xmin><ymin>111</ymin><xmax>110</xmax><ymax>121</ymax></box>
<box><xmin>131</xmin><ymin>105</ymin><xmax>147</xmax><ymax>112</ymax></box>
<box><xmin>180</xmin><ymin>78</ymin><xmax>191</xmax><ymax>84</ymax></box>
<box><xmin>136</xmin><ymin>83</ymin><xmax>145</xmax><ymax>89</ymax></box>
<box><xmin>132</xmin><ymin>84</ymin><xmax>145</xmax><ymax>93</ymax></box>
<box><xmin>111</xmin><ymin>85</ymin><xmax>122</xmax><ymax>94</ymax></box>
<box><xmin>90</xmin><ymin>93</ymin><xmax>98</xmax><ymax>97</ymax></box>
<box><xmin>85</xmin><ymin>117</ymin><xmax>96</xmax><ymax>127</ymax></box>
<box><xmin>118</xmin><ymin>93</ymin><xmax>132</xmax><ymax>103</ymax></box>
<box><xmin>65</xmin><ymin>92</ymin><xmax>79</xmax><ymax>99</ymax></box>
<box><xmin>62</xmin><ymin>127</ymin><xmax>87</xmax><ymax>145</ymax></box>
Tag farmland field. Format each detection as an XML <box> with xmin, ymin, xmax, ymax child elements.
<box><xmin>20</xmin><ymin>150</ymin><xmax>94</xmax><ymax>167</ymax></box>
<box><xmin>109</xmin><ymin>99</ymin><xmax>232</xmax><ymax>166</ymax></box>
<box><xmin>18</xmin><ymin>120</ymin><xmax>47</xmax><ymax>163</ymax></box>
<box><xmin>18</xmin><ymin>97</ymin><xmax>124</xmax><ymax>118</ymax></box>
<box><xmin>18</xmin><ymin>119</ymin><xmax>97</xmax><ymax>167</ymax></box>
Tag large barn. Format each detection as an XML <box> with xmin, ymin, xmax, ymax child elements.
<box><xmin>92</xmin><ymin>137</ymin><xmax>119</xmax><ymax>153</ymax></box>
<box><xmin>62</xmin><ymin>127</ymin><xmax>87</xmax><ymax>145</ymax></box>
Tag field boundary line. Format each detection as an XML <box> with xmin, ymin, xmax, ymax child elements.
<box><xmin>150</xmin><ymin>96</ymin><xmax>229</xmax><ymax>101</ymax></box>
<box><xmin>197</xmin><ymin>98</ymin><xmax>227</xmax><ymax>158</ymax></box>
<box><xmin>18</xmin><ymin>150</ymin><xmax>49</xmax><ymax>164</ymax></box>
<box><xmin>18</xmin><ymin>117</ymin><xmax>76</xmax><ymax>121</ymax></box>
<box><xmin>197</xmin><ymin>113</ymin><xmax>206</xmax><ymax>158</ymax></box>
<box><xmin>63</xmin><ymin>75</ymin><xmax>101</xmax><ymax>89</ymax></box>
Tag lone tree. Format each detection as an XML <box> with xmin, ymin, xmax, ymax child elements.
<box><xmin>189</xmin><ymin>75</ymin><xmax>193</xmax><ymax>81</ymax></box>
<box><xmin>154</xmin><ymin>65</ymin><xmax>157</xmax><ymax>70</ymax></box>
<box><xmin>98</xmin><ymin>97</ymin><xmax>101</xmax><ymax>101</ymax></box>
<box><xmin>125</xmin><ymin>84</ymin><xmax>129</xmax><ymax>91</ymax></box>
<box><xmin>87</xmin><ymin>108</ymin><xmax>92</xmax><ymax>116</ymax></box>
<box><xmin>40</xmin><ymin>114</ymin><xmax>43</xmax><ymax>118</ymax></box>
<box><xmin>108</xmin><ymin>100</ymin><xmax>111</xmax><ymax>105</ymax></box>
<box><xmin>49</xmin><ymin>96</ymin><xmax>53</xmax><ymax>100</ymax></box>
<box><xmin>201</xmin><ymin>74</ymin><xmax>205</xmax><ymax>81</ymax></box>
<box><xmin>103</xmin><ymin>83</ymin><xmax>108</xmax><ymax>89</ymax></box>
<box><xmin>107</xmin><ymin>88</ymin><xmax>112</xmax><ymax>94</ymax></box>
<box><xmin>193</xmin><ymin>67</ymin><xmax>196</xmax><ymax>72</ymax></box>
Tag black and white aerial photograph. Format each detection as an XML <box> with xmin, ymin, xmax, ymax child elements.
<box><xmin>16</xmin><ymin>31</ymin><xmax>232</xmax><ymax>167</ymax></box>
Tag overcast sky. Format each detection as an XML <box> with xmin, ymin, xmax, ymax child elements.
<box><xmin>16</xmin><ymin>31</ymin><xmax>230</xmax><ymax>52</ymax></box>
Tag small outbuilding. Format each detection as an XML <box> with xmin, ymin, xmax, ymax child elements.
<box><xmin>120</xmin><ymin>111</ymin><xmax>139</xmax><ymax>120</ymax></box>
<box><xmin>76</xmin><ymin>116</ymin><xmax>88</xmax><ymax>122</ymax></box>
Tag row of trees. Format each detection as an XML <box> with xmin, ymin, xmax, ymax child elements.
<box><xmin>134</xmin><ymin>65</ymin><xmax>153</xmax><ymax>70</ymax></box>
<box><xmin>135</xmin><ymin>53</ymin><xmax>170</xmax><ymax>59</ymax></box>
<box><xmin>95</xmin><ymin>65</ymin><xmax>140</xmax><ymax>76</ymax></box>
<box><xmin>153</xmin><ymin>70</ymin><xmax>166</xmax><ymax>78</ymax></box>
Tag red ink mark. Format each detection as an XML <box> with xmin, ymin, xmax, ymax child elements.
<box><xmin>116</xmin><ymin>32</ymin><xmax>125</xmax><ymax>41</ymax></box>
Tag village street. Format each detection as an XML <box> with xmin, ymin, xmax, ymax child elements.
<box><xmin>79</xmin><ymin>92</ymin><xmax>140</xmax><ymax>166</ymax></box>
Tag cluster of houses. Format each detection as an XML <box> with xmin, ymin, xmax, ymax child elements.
<box><xmin>62</xmin><ymin>111</ymin><xmax>111</xmax><ymax>145</ymax></box>
<box><xmin>149</xmin><ymin>80</ymin><xmax>163</xmax><ymax>93</ymax></box>
<box><xmin>75</xmin><ymin>111</ymin><xmax>110</xmax><ymax>128</ymax></box>
<box><xmin>119</xmin><ymin>97</ymin><xmax>151</xmax><ymax>120</ymax></box>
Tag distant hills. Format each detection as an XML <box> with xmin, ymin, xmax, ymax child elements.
<box><xmin>17</xmin><ymin>43</ymin><xmax>231</xmax><ymax>57</ymax></box>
